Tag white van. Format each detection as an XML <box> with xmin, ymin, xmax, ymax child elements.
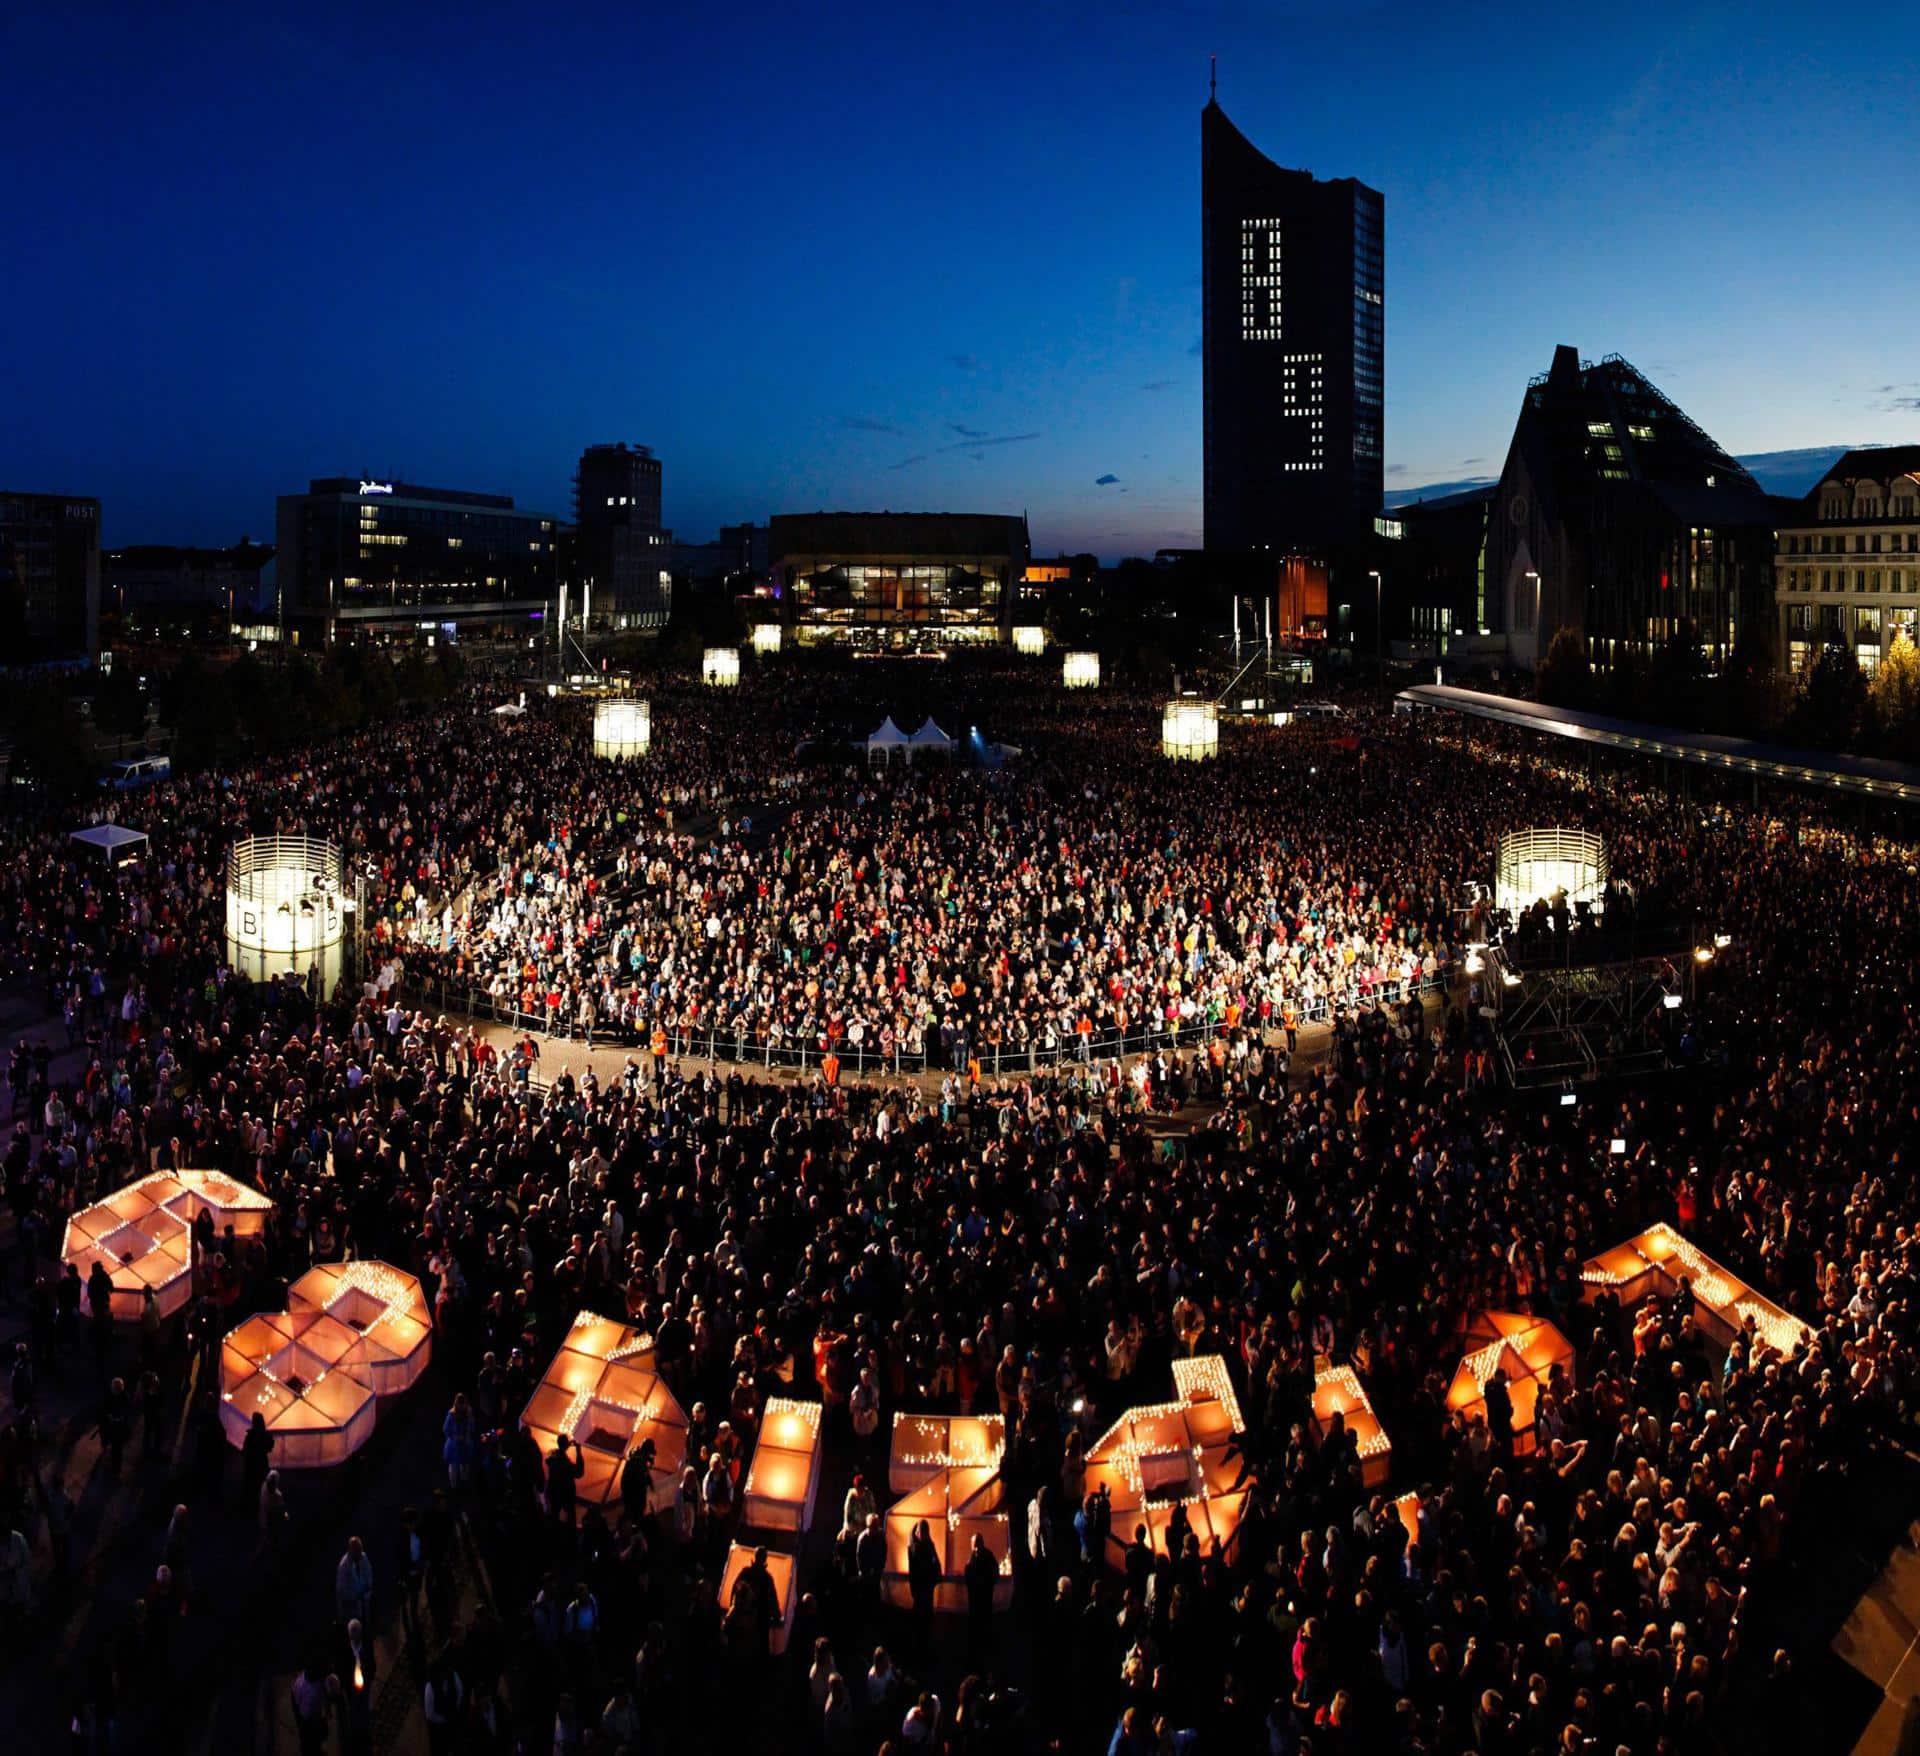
<box><xmin>104</xmin><ymin>755</ymin><xmax>171</xmax><ymax>789</ymax></box>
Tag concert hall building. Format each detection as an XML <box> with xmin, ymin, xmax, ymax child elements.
<box><xmin>770</xmin><ymin>511</ymin><xmax>1029</xmax><ymax>645</ymax></box>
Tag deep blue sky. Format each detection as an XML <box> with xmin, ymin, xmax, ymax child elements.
<box><xmin>5</xmin><ymin>2</ymin><xmax>1915</xmax><ymax>560</ymax></box>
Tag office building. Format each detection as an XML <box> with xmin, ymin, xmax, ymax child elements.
<box><xmin>770</xmin><ymin>512</ymin><xmax>1029</xmax><ymax>644</ymax></box>
<box><xmin>1774</xmin><ymin>446</ymin><xmax>1920</xmax><ymax>675</ymax></box>
<box><xmin>0</xmin><ymin>490</ymin><xmax>100</xmax><ymax>660</ymax></box>
<box><xmin>274</xmin><ymin>478</ymin><xmax>560</xmax><ymax>642</ymax></box>
<box><xmin>574</xmin><ymin>443</ymin><xmax>670</xmax><ymax>628</ymax></box>
<box><xmin>105</xmin><ymin>540</ymin><xmax>274</xmax><ymax>621</ymax></box>
<box><xmin>1483</xmin><ymin>347</ymin><xmax>1783</xmax><ymax>670</ymax></box>
<box><xmin>1201</xmin><ymin>91</ymin><xmax>1383</xmax><ymax>555</ymax></box>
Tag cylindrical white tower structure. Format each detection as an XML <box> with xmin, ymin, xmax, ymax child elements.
<box><xmin>226</xmin><ymin>834</ymin><xmax>348</xmax><ymax>987</ymax></box>
<box><xmin>593</xmin><ymin>697</ymin><xmax>651</xmax><ymax>759</ymax></box>
<box><xmin>703</xmin><ymin>646</ymin><xmax>741</xmax><ymax>687</ymax></box>
<box><xmin>1161</xmin><ymin>698</ymin><xmax>1219</xmax><ymax>761</ymax></box>
<box><xmin>1012</xmin><ymin>625</ymin><xmax>1045</xmax><ymax>657</ymax></box>
<box><xmin>1062</xmin><ymin>651</ymin><xmax>1100</xmax><ymax>689</ymax></box>
<box><xmin>750</xmin><ymin>623</ymin><xmax>782</xmax><ymax>655</ymax></box>
<box><xmin>1495</xmin><ymin>827</ymin><xmax>1608</xmax><ymax>916</ymax></box>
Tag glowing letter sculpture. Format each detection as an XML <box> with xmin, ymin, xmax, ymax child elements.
<box><xmin>64</xmin><ymin>1170</ymin><xmax>274</xmax><ymax>1321</ymax></box>
<box><xmin>520</xmin><ymin>1313</ymin><xmax>690</xmax><ymax>1507</ymax></box>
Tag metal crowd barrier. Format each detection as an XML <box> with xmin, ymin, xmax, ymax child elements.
<box><xmin>393</xmin><ymin>969</ymin><xmax>1448</xmax><ymax>1080</ymax></box>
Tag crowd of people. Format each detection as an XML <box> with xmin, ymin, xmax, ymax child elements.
<box><xmin>0</xmin><ymin>656</ymin><xmax>1915</xmax><ymax>1754</ymax></box>
<box><xmin>387</xmin><ymin>681</ymin><xmax>1467</xmax><ymax>1071</ymax></box>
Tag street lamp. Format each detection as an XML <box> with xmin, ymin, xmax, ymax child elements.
<box><xmin>1368</xmin><ymin>570</ymin><xmax>1382</xmax><ymax>675</ymax></box>
<box><xmin>1525</xmin><ymin>570</ymin><xmax>1541</xmax><ymax>662</ymax></box>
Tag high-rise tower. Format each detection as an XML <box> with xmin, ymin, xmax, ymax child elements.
<box><xmin>1202</xmin><ymin>94</ymin><xmax>1383</xmax><ymax>554</ymax></box>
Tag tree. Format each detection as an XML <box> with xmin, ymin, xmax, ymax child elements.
<box><xmin>1868</xmin><ymin>630</ymin><xmax>1920</xmax><ymax>761</ymax></box>
<box><xmin>92</xmin><ymin>666</ymin><xmax>149</xmax><ymax>741</ymax></box>
<box><xmin>1647</xmin><ymin>621</ymin><xmax>1710</xmax><ymax>729</ymax></box>
<box><xmin>5</xmin><ymin>680</ymin><xmax>93</xmax><ymax>793</ymax></box>
<box><xmin>1600</xmin><ymin>646</ymin><xmax>1652</xmax><ymax>721</ymax></box>
<box><xmin>1534</xmin><ymin>628</ymin><xmax>1592</xmax><ymax>709</ymax></box>
<box><xmin>1787</xmin><ymin>640</ymin><xmax>1868</xmax><ymax>751</ymax></box>
<box><xmin>1715</xmin><ymin>623</ymin><xmax>1784</xmax><ymax>739</ymax></box>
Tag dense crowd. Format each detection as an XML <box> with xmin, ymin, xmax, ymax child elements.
<box><xmin>385</xmin><ymin>704</ymin><xmax>1462</xmax><ymax>1072</ymax></box>
<box><xmin>1</xmin><ymin>660</ymin><xmax>1916</xmax><ymax>1755</ymax></box>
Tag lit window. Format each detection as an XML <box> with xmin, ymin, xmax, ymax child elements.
<box><xmin>1240</xmin><ymin>218</ymin><xmax>1283</xmax><ymax>341</ymax></box>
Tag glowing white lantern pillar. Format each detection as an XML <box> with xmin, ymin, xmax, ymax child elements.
<box><xmin>1494</xmin><ymin>827</ymin><xmax>1608</xmax><ymax>916</ymax></box>
<box><xmin>1161</xmin><ymin>698</ymin><xmax>1219</xmax><ymax>761</ymax></box>
<box><xmin>702</xmin><ymin>646</ymin><xmax>741</xmax><ymax>687</ymax></box>
<box><xmin>225</xmin><ymin>834</ymin><xmax>347</xmax><ymax>985</ymax></box>
<box><xmin>1062</xmin><ymin>650</ymin><xmax>1100</xmax><ymax>689</ymax></box>
<box><xmin>1012</xmin><ymin>625</ymin><xmax>1045</xmax><ymax>656</ymax></box>
<box><xmin>593</xmin><ymin>697</ymin><xmax>651</xmax><ymax>759</ymax></box>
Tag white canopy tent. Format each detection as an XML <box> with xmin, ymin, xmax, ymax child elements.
<box><xmin>908</xmin><ymin>717</ymin><xmax>957</xmax><ymax>761</ymax></box>
<box><xmin>70</xmin><ymin>823</ymin><xmax>149</xmax><ymax>865</ymax></box>
<box><xmin>492</xmin><ymin>701</ymin><xmax>527</xmax><ymax>718</ymax></box>
<box><xmin>867</xmin><ymin>717</ymin><xmax>911</xmax><ymax>765</ymax></box>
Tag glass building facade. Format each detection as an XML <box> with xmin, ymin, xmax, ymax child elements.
<box><xmin>1483</xmin><ymin>348</ymin><xmax>1784</xmax><ymax>671</ymax></box>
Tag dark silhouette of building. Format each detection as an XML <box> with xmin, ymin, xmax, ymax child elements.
<box><xmin>770</xmin><ymin>512</ymin><xmax>1028</xmax><ymax>644</ymax></box>
<box><xmin>104</xmin><ymin>540</ymin><xmax>274</xmax><ymax>622</ymax></box>
<box><xmin>573</xmin><ymin>443</ymin><xmax>670</xmax><ymax>628</ymax></box>
<box><xmin>666</xmin><ymin>522</ymin><xmax>768</xmax><ymax>589</ymax></box>
<box><xmin>1484</xmin><ymin>347</ymin><xmax>1784</xmax><ymax>670</ymax></box>
<box><xmin>1395</xmin><ymin>487</ymin><xmax>1494</xmax><ymax>656</ymax></box>
<box><xmin>1202</xmin><ymin>91</ymin><xmax>1383</xmax><ymax>555</ymax></box>
<box><xmin>275</xmin><ymin>478</ymin><xmax>560</xmax><ymax>643</ymax></box>
<box><xmin>0</xmin><ymin>490</ymin><xmax>100</xmax><ymax>660</ymax></box>
<box><xmin>1017</xmin><ymin>554</ymin><xmax>1099</xmax><ymax>616</ymax></box>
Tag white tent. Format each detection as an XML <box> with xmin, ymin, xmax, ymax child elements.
<box><xmin>908</xmin><ymin>717</ymin><xmax>957</xmax><ymax>761</ymax></box>
<box><xmin>70</xmin><ymin>823</ymin><xmax>149</xmax><ymax>864</ymax></box>
<box><xmin>867</xmin><ymin>717</ymin><xmax>910</xmax><ymax>765</ymax></box>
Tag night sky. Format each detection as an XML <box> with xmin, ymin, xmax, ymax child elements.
<box><xmin>5</xmin><ymin>2</ymin><xmax>1914</xmax><ymax>561</ymax></box>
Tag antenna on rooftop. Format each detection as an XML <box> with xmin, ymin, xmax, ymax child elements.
<box><xmin>1209</xmin><ymin>53</ymin><xmax>1217</xmax><ymax>102</ymax></box>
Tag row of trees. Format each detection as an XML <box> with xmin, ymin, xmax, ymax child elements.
<box><xmin>2</xmin><ymin>646</ymin><xmax>468</xmax><ymax>795</ymax></box>
<box><xmin>1535</xmin><ymin>625</ymin><xmax>1920</xmax><ymax>758</ymax></box>
<box><xmin>161</xmin><ymin>645</ymin><xmax>466</xmax><ymax>769</ymax></box>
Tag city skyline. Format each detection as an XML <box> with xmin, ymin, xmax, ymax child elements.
<box><xmin>4</xmin><ymin>1</ymin><xmax>1915</xmax><ymax>562</ymax></box>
